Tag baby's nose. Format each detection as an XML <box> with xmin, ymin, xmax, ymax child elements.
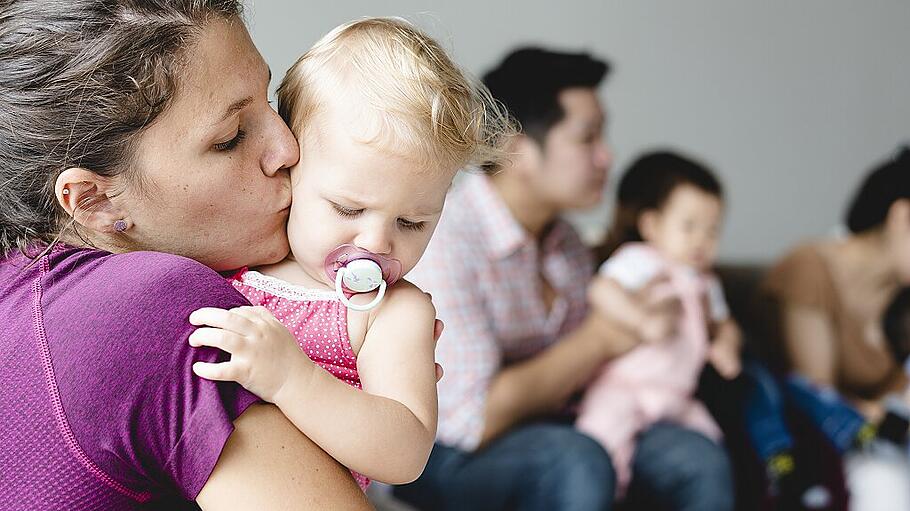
<box><xmin>354</xmin><ymin>231</ymin><xmax>392</xmax><ymax>256</ymax></box>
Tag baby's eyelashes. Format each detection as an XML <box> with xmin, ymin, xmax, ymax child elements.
<box><xmin>332</xmin><ymin>203</ymin><xmax>364</xmax><ymax>218</ymax></box>
<box><xmin>398</xmin><ymin>219</ymin><xmax>427</xmax><ymax>231</ymax></box>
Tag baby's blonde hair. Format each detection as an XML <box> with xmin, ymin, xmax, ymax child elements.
<box><xmin>277</xmin><ymin>17</ymin><xmax>513</xmax><ymax>171</ymax></box>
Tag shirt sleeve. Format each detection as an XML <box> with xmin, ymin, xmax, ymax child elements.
<box><xmin>48</xmin><ymin>252</ymin><xmax>261</xmax><ymax>501</ymax></box>
<box><xmin>706</xmin><ymin>275</ymin><xmax>731</xmax><ymax>322</ymax></box>
<box><xmin>599</xmin><ymin>244</ymin><xmax>661</xmax><ymax>290</ymax></box>
<box><xmin>408</xmin><ymin>233</ymin><xmax>501</xmax><ymax>452</ymax></box>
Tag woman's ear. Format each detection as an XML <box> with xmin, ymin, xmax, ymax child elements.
<box><xmin>886</xmin><ymin>199</ymin><xmax>910</xmax><ymax>236</ymax></box>
<box><xmin>637</xmin><ymin>210</ymin><xmax>661</xmax><ymax>243</ymax></box>
<box><xmin>55</xmin><ymin>167</ymin><xmax>131</xmax><ymax>234</ymax></box>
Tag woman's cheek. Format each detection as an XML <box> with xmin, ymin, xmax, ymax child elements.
<box><xmin>896</xmin><ymin>238</ymin><xmax>910</xmax><ymax>284</ymax></box>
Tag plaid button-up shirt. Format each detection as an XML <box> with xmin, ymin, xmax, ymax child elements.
<box><xmin>409</xmin><ymin>173</ymin><xmax>593</xmax><ymax>451</ymax></box>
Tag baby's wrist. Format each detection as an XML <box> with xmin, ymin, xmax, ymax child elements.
<box><xmin>272</xmin><ymin>357</ymin><xmax>316</xmax><ymax>409</ymax></box>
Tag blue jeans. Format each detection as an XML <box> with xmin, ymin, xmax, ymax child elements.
<box><xmin>743</xmin><ymin>361</ymin><xmax>795</xmax><ymax>461</ymax></box>
<box><xmin>785</xmin><ymin>375</ymin><xmax>867</xmax><ymax>453</ymax></box>
<box><xmin>393</xmin><ymin>422</ymin><xmax>733</xmax><ymax>511</ymax></box>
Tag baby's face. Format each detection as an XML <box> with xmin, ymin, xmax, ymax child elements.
<box><xmin>644</xmin><ymin>184</ymin><xmax>724</xmax><ymax>270</ymax></box>
<box><xmin>285</xmin><ymin>107</ymin><xmax>456</xmax><ymax>286</ymax></box>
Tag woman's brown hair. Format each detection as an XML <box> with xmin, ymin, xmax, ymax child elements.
<box><xmin>0</xmin><ymin>0</ymin><xmax>243</xmax><ymax>256</ymax></box>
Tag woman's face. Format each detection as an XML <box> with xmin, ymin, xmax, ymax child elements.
<box><xmin>885</xmin><ymin>199</ymin><xmax>910</xmax><ymax>284</ymax></box>
<box><xmin>118</xmin><ymin>18</ymin><xmax>298</xmax><ymax>271</ymax></box>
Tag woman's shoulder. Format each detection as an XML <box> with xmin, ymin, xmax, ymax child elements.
<box><xmin>767</xmin><ymin>240</ymin><xmax>832</xmax><ymax>279</ymax></box>
<box><xmin>37</xmin><ymin>247</ymin><xmax>258</xmax><ymax>500</ymax></box>
<box><xmin>59</xmin><ymin>247</ymin><xmax>240</xmax><ymax>302</ymax></box>
<box><xmin>92</xmin><ymin>249</ymin><xmax>229</xmax><ymax>285</ymax></box>
<box><xmin>763</xmin><ymin>240</ymin><xmax>837</xmax><ymax>306</ymax></box>
<box><xmin>44</xmin><ymin>247</ymin><xmax>249</xmax><ymax>339</ymax></box>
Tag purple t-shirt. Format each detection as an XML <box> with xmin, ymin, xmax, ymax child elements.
<box><xmin>0</xmin><ymin>245</ymin><xmax>260</xmax><ymax>510</ymax></box>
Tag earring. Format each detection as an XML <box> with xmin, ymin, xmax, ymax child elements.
<box><xmin>62</xmin><ymin>189</ymin><xmax>70</xmax><ymax>195</ymax></box>
<box><xmin>113</xmin><ymin>219</ymin><xmax>127</xmax><ymax>233</ymax></box>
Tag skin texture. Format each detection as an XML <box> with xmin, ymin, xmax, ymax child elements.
<box><xmin>262</xmin><ymin>93</ymin><xmax>457</xmax><ymax>289</ymax></box>
<box><xmin>56</xmin><ymin>17</ymin><xmax>298</xmax><ymax>272</ymax></box>
<box><xmin>55</xmin><ymin>18</ymin><xmax>373</xmax><ymax>509</ymax></box>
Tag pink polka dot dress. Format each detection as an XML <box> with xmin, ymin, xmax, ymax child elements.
<box><xmin>230</xmin><ymin>268</ymin><xmax>370</xmax><ymax>491</ymax></box>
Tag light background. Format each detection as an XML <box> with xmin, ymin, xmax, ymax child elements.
<box><xmin>247</xmin><ymin>0</ymin><xmax>910</xmax><ymax>263</ymax></box>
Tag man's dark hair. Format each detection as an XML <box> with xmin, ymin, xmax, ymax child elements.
<box><xmin>482</xmin><ymin>47</ymin><xmax>609</xmax><ymax>145</ymax></box>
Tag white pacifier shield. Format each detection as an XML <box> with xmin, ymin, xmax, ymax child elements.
<box><xmin>341</xmin><ymin>259</ymin><xmax>384</xmax><ymax>293</ymax></box>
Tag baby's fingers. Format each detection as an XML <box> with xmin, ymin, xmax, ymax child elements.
<box><xmin>189</xmin><ymin>307</ymin><xmax>255</xmax><ymax>334</ymax></box>
<box><xmin>192</xmin><ymin>361</ymin><xmax>243</xmax><ymax>383</ymax></box>
<box><xmin>230</xmin><ymin>305</ymin><xmax>278</xmax><ymax>325</ymax></box>
<box><xmin>188</xmin><ymin>328</ymin><xmax>244</xmax><ymax>353</ymax></box>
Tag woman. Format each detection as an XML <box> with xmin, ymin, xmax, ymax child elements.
<box><xmin>0</xmin><ymin>1</ymin><xmax>372</xmax><ymax>509</ymax></box>
<box><xmin>763</xmin><ymin>147</ymin><xmax>910</xmax><ymax>510</ymax></box>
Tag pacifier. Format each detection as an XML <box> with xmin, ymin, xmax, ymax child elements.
<box><xmin>323</xmin><ymin>244</ymin><xmax>403</xmax><ymax>312</ymax></box>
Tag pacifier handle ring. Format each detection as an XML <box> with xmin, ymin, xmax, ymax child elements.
<box><xmin>334</xmin><ymin>267</ymin><xmax>387</xmax><ymax>312</ymax></box>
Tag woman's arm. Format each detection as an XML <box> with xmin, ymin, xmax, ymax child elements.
<box><xmin>780</xmin><ymin>303</ymin><xmax>838</xmax><ymax>386</ymax></box>
<box><xmin>197</xmin><ymin>403</ymin><xmax>372</xmax><ymax>510</ymax></box>
<box><xmin>478</xmin><ymin>309</ymin><xmax>639</xmax><ymax>447</ymax></box>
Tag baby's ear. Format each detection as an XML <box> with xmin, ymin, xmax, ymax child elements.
<box><xmin>637</xmin><ymin>210</ymin><xmax>660</xmax><ymax>242</ymax></box>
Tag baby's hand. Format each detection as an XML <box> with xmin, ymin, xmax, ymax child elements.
<box><xmin>188</xmin><ymin>306</ymin><xmax>315</xmax><ymax>404</ymax></box>
<box><xmin>708</xmin><ymin>336</ymin><xmax>742</xmax><ymax>379</ymax></box>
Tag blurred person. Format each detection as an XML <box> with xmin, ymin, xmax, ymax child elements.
<box><xmin>394</xmin><ymin>48</ymin><xmax>734</xmax><ymax>511</ymax></box>
<box><xmin>580</xmin><ymin>150</ymin><xmax>739</xmax><ymax>495</ymax></box>
<box><xmin>763</xmin><ymin>146</ymin><xmax>910</xmax><ymax>511</ymax></box>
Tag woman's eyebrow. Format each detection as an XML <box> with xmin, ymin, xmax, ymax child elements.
<box><xmin>214</xmin><ymin>96</ymin><xmax>254</xmax><ymax>125</ymax></box>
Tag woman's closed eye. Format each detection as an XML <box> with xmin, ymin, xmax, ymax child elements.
<box><xmin>214</xmin><ymin>129</ymin><xmax>246</xmax><ymax>152</ymax></box>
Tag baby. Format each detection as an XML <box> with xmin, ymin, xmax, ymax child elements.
<box><xmin>579</xmin><ymin>151</ymin><xmax>741</xmax><ymax>493</ymax></box>
<box><xmin>188</xmin><ymin>17</ymin><xmax>509</xmax><ymax>489</ymax></box>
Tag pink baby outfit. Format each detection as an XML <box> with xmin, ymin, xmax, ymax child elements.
<box><xmin>576</xmin><ymin>243</ymin><xmax>726</xmax><ymax>494</ymax></box>
<box><xmin>230</xmin><ymin>268</ymin><xmax>370</xmax><ymax>491</ymax></box>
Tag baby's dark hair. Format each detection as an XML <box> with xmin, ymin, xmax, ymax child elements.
<box><xmin>883</xmin><ymin>287</ymin><xmax>910</xmax><ymax>365</ymax></box>
<box><xmin>598</xmin><ymin>150</ymin><xmax>723</xmax><ymax>262</ymax></box>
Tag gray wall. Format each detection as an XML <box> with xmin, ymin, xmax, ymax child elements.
<box><xmin>247</xmin><ymin>0</ymin><xmax>910</xmax><ymax>264</ymax></box>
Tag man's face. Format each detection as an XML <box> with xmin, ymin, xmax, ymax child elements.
<box><xmin>526</xmin><ymin>87</ymin><xmax>612</xmax><ymax>211</ymax></box>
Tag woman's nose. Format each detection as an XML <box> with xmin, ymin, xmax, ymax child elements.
<box><xmin>261</xmin><ymin>109</ymin><xmax>300</xmax><ymax>177</ymax></box>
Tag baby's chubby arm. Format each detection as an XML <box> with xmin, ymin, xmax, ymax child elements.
<box><xmin>187</xmin><ymin>282</ymin><xmax>438</xmax><ymax>485</ymax></box>
<box><xmin>349</xmin><ymin>280</ymin><xmax>439</xmax><ymax>483</ymax></box>
<box><xmin>708</xmin><ymin>317</ymin><xmax>743</xmax><ymax>379</ymax></box>
<box><xmin>276</xmin><ymin>280</ymin><xmax>437</xmax><ymax>484</ymax></box>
